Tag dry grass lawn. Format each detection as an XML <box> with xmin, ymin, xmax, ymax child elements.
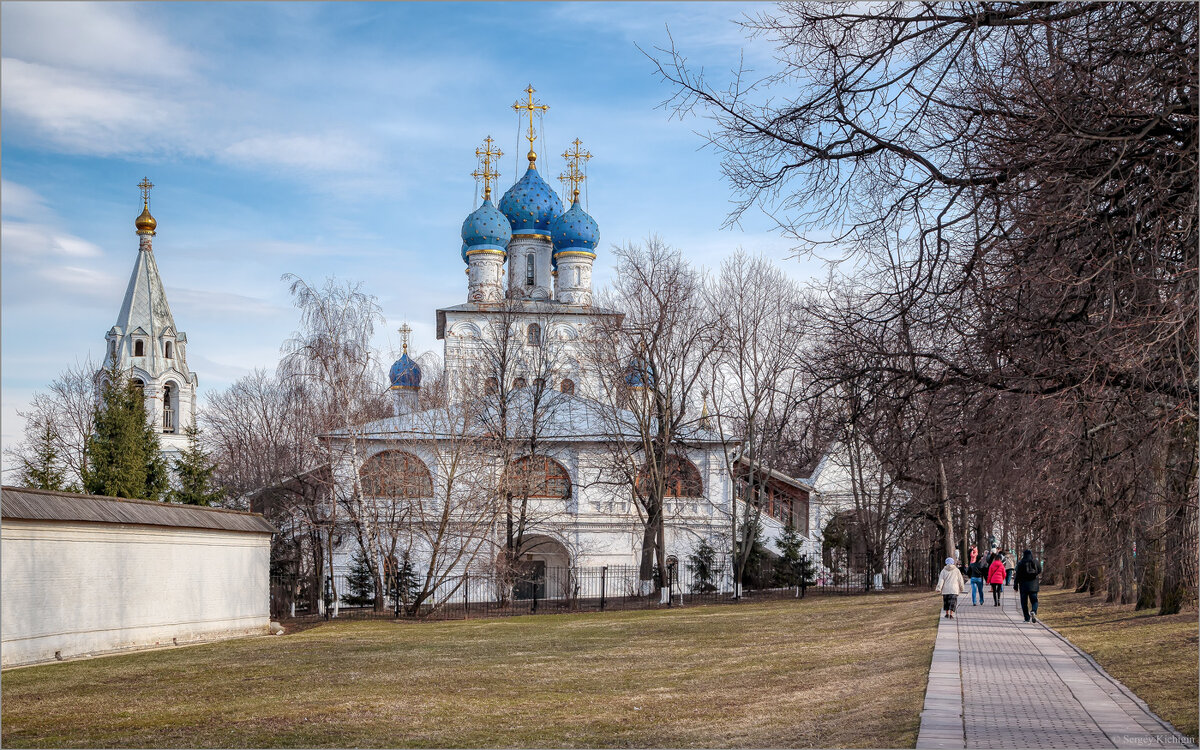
<box><xmin>1037</xmin><ymin>588</ymin><xmax>1199</xmax><ymax>743</ymax></box>
<box><xmin>2</xmin><ymin>592</ymin><xmax>938</xmax><ymax>748</ymax></box>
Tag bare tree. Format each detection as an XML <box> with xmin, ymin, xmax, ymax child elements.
<box><xmin>655</xmin><ymin>2</ymin><xmax>1198</xmax><ymax>613</ymax></box>
<box><xmin>588</xmin><ymin>237</ymin><xmax>719</xmax><ymax>597</ymax></box>
<box><xmin>279</xmin><ymin>274</ymin><xmax>391</xmax><ymax>613</ymax></box>
<box><xmin>5</xmin><ymin>358</ymin><xmax>101</xmax><ymax>489</ymax></box>
<box><xmin>705</xmin><ymin>250</ymin><xmax>812</xmax><ymax>595</ymax></box>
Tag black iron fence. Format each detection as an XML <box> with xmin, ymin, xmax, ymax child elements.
<box><xmin>272</xmin><ymin>552</ymin><xmax>924</xmax><ymax>622</ymax></box>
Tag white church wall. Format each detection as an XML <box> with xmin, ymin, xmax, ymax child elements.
<box><xmin>1</xmin><ymin>519</ymin><xmax>271</xmax><ymax>668</ymax></box>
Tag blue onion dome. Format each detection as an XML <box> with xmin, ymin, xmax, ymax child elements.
<box><xmin>498</xmin><ymin>166</ymin><xmax>563</xmax><ymax>236</ymax></box>
<box><xmin>389</xmin><ymin>350</ymin><xmax>421</xmax><ymax>390</ymax></box>
<box><xmin>550</xmin><ymin>197</ymin><xmax>599</xmax><ymax>257</ymax></box>
<box><xmin>624</xmin><ymin>357</ymin><xmax>655</xmax><ymax>390</ymax></box>
<box><xmin>461</xmin><ymin>242</ymin><xmax>469</xmax><ymax>263</ymax></box>
<box><xmin>460</xmin><ymin>198</ymin><xmax>512</xmax><ymax>263</ymax></box>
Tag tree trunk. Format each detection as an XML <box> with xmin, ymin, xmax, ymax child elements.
<box><xmin>940</xmin><ymin>460</ymin><xmax>955</xmax><ymax>561</ymax></box>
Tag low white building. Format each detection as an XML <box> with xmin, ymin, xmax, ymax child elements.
<box><xmin>1</xmin><ymin>487</ymin><xmax>275</xmax><ymax>668</ymax></box>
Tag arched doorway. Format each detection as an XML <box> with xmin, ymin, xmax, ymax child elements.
<box><xmin>511</xmin><ymin>534</ymin><xmax>570</xmax><ymax>601</ymax></box>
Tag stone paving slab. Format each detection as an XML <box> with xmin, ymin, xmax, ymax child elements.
<box><xmin>915</xmin><ymin>587</ymin><xmax>1192</xmax><ymax>750</ymax></box>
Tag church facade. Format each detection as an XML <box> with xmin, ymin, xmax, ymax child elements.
<box><xmin>99</xmin><ymin>179</ymin><xmax>199</xmax><ymax>464</ymax></box>
<box><xmin>323</xmin><ymin>90</ymin><xmax>832</xmax><ymax>602</ymax></box>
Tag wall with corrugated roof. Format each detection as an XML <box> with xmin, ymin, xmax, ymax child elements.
<box><xmin>2</xmin><ymin>489</ymin><xmax>272</xmax><ymax>668</ymax></box>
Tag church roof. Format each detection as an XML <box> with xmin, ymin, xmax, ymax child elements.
<box><xmin>324</xmin><ymin>389</ymin><xmax>729</xmax><ymax>445</ymax></box>
<box><xmin>113</xmin><ymin>242</ymin><xmax>178</xmax><ymax>343</ymax></box>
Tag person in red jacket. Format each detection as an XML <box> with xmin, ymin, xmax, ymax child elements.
<box><xmin>986</xmin><ymin>556</ymin><xmax>1007</xmax><ymax>606</ymax></box>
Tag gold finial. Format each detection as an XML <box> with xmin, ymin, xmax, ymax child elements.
<box><xmin>398</xmin><ymin>323</ymin><xmax>412</xmax><ymax>353</ymax></box>
<box><xmin>512</xmin><ymin>84</ymin><xmax>549</xmax><ymax>168</ymax></box>
<box><xmin>471</xmin><ymin>136</ymin><xmax>502</xmax><ymax>201</ymax></box>
<box><xmin>559</xmin><ymin>138</ymin><xmax>591</xmax><ymax>204</ymax></box>
<box><xmin>135</xmin><ymin>176</ymin><xmax>157</xmax><ymax>235</ymax></box>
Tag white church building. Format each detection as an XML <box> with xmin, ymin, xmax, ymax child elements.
<box><xmin>321</xmin><ymin>91</ymin><xmax>825</xmax><ymax>597</ymax></box>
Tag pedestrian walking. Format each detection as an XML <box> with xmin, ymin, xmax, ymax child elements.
<box><xmin>987</xmin><ymin>555</ymin><xmax>1006</xmax><ymax>606</ymax></box>
<box><xmin>1013</xmin><ymin>549</ymin><xmax>1042</xmax><ymax>622</ymax></box>
<box><xmin>967</xmin><ymin>556</ymin><xmax>987</xmax><ymax>605</ymax></box>
<box><xmin>935</xmin><ymin>557</ymin><xmax>966</xmax><ymax>618</ymax></box>
<box><xmin>1004</xmin><ymin>552</ymin><xmax>1016</xmax><ymax>585</ymax></box>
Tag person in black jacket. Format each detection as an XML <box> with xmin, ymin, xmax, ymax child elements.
<box><xmin>1012</xmin><ymin>549</ymin><xmax>1042</xmax><ymax>622</ymax></box>
<box><xmin>967</xmin><ymin>557</ymin><xmax>987</xmax><ymax>605</ymax></box>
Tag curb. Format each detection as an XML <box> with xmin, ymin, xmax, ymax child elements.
<box><xmin>1035</xmin><ymin>616</ymin><xmax>1197</xmax><ymax>748</ymax></box>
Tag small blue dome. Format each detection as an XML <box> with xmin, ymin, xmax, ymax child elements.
<box><xmin>499</xmin><ymin>166</ymin><xmax>563</xmax><ymax>236</ymax></box>
<box><xmin>624</xmin><ymin>357</ymin><xmax>655</xmax><ymax>390</ymax></box>
<box><xmin>551</xmin><ymin>198</ymin><xmax>599</xmax><ymax>256</ymax></box>
<box><xmin>389</xmin><ymin>351</ymin><xmax>421</xmax><ymax>390</ymax></box>
<box><xmin>460</xmin><ymin>198</ymin><xmax>512</xmax><ymax>263</ymax></box>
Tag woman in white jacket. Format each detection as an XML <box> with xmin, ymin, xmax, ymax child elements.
<box><xmin>935</xmin><ymin>557</ymin><xmax>966</xmax><ymax>619</ymax></box>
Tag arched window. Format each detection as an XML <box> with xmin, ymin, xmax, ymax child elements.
<box><xmin>134</xmin><ymin>340</ymin><xmax>144</xmax><ymax>357</ymax></box>
<box><xmin>485</xmin><ymin>377</ymin><xmax>499</xmax><ymax>395</ymax></box>
<box><xmin>131</xmin><ymin>378</ymin><xmax>145</xmax><ymax>390</ymax></box>
<box><xmin>504</xmin><ymin>455</ymin><xmax>571</xmax><ymax>499</ymax></box>
<box><xmin>513</xmin><ymin>377</ymin><xmax>527</xmax><ymax>389</ymax></box>
<box><xmin>639</xmin><ymin>455</ymin><xmax>704</xmax><ymax>498</ymax></box>
<box><xmin>533</xmin><ymin>377</ymin><xmax>545</xmax><ymax>391</ymax></box>
<box><xmin>162</xmin><ymin>382</ymin><xmax>176</xmax><ymax>433</ymax></box>
<box><xmin>560</xmin><ymin>379</ymin><xmax>575</xmax><ymax>395</ymax></box>
<box><xmin>527</xmin><ymin>323</ymin><xmax>541</xmax><ymax>347</ymax></box>
<box><xmin>164</xmin><ymin>341</ymin><xmax>173</xmax><ymax>359</ymax></box>
<box><xmin>360</xmin><ymin>450</ymin><xmax>433</xmax><ymax>498</ymax></box>
<box><xmin>525</xmin><ymin>254</ymin><xmax>535</xmax><ymax>286</ymax></box>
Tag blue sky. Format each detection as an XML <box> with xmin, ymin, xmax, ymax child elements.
<box><xmin>1</xmin><ymin>1</ymin><xmax>824</xmax><ymax>464</ymax></box>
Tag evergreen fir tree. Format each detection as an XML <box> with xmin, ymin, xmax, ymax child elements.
<box><xmin>687</xmin><ymin>538</ymin><xmax>719</xmax><ymax>593</ymax></box>
<box><xmin>18</xmin><ymin>422</ymin><xmax>69</xmax><ymax>492</ymax></box>
<box><xmin>82</xmin><ymin>365</ymin><xmax>168</xmax><ymax>501</ymax></box>
<box><xmin>775</xmin><ymin>524</ymin><xmax>815</xmax><ymax>596</ymax></box>
<box><xmin>736</xmin><ymin>517</ymin><xmax>770</xmax><ymax>589</ymax></box>
<box><xmin>342</xmin><ymin>548</ymin><xmax>376</xmax><ymax>607</ymax></box>
<box><xmin>774</xmin><ymin>523</ymin><xmax>804</xmax><ymax>587</ymax></box>
<box><xmin>394</xmin><ymin>550</ymin><xmax>420</xmax><ymax>605</ymax></box>
<box><xmin>170</xmin><ymin>424</ymin><xmax>223</xmax><ymax>506</ymax></box>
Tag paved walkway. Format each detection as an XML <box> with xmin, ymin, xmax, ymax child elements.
<box><xmin>916</xmin><ymin>588</ymin><xmax>1193</xmax><ymax>749</ymax></box>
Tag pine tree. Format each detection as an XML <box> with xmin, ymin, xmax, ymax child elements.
<box><xmin>342</xmin><ymin>548</ymin><xmax>376</xmax><ymax>607</ymax></box>
<box><xmin>687</xmin><ymin>538</ymin><xmax>719</xmax><ymax>593</ymax></box>
<box><xmin>394</xmin><ymin>550</ymin><xmax>420</xmax><ymax>605</ymax></box>
<box><xmin>170</xmin><ymin>424</ymin><xmax>222</xmax><ymax>506</ymax></box>
<box><xmin>82</xmin><ymin>365</ymin><xmax>168</xmax><ymax>501</ymax></box>
<box><xmin>18</xmin><ymin>422</ymin><xmax>69</xmax><ymax>491</ymax></box>
<box><xmin>775</xmin><ymin>523</ymin><xmax>804</xmax><ymax>587</ymax></box>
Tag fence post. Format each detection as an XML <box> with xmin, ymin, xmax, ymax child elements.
<box><xmin>600</xmin><ymin>566</ymin><xmax>607</xmax><ymax>611</ymax></box>
<box><xmin>464</xmin><ymin>573</ymin><xmax>470</xmax><ymax>619</ymax></box>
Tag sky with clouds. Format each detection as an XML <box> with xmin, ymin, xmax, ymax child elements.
<box><xmin>1</xmin><ymin>1</ymin><xmax>827</xmax><ymax>469</ymax></box>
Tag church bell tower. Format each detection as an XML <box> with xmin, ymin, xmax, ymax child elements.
<box><xmin>100</xmin><ymin>178</ymin><xmax>199</xmax><ymax>462</ymax></box>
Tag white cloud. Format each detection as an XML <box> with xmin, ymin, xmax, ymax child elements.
<box><xmin>1</xmin><ymin>220</ymin><xmax>104</xmax><ymax>262</ymax></box>
<box><xmin>221</xmin><ymin>133</ymin><xmax>376</xmax><ymax>173</ymax></box>
<box><xmin>1</xmin><ymin>58</ymin><xmax>189</xmax><ymax>157</ymax></box>
<box><xmin>166</xmin><ymin>287</ymin><xmax>286</xmax><ymax>318</ymax></box>
<box><xmin>1</xmin><ymin>179</ymin><xmax>51</xmax><ymax>221</ymax></box>
<box><xmin>0</xmin><ymin>2</ymin><xmax>194</xmax><ymax>79</ymax></box>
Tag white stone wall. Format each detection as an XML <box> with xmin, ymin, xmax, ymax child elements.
<box><xmin>1</xmin><ymin>520</ymin><xmax>271</xmax><ymax>667</ymax></box>
<box><xmin>442</xmin><ymin>310</ymin><xmax>599</xmax><ymax>398</ymax></box>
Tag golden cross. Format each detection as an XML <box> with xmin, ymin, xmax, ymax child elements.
<box><xmin>512</xmin><ymin>84</ymin><xmax>549</xmax><ymax>167</ymax></box>
<box><xmin>471</xmin><ymin>136</ymin><xmax>502</xmax><ymax>201</ymax></box>
<box><xmin>559</xmin><ymin>138</ymin><xmax>592</xmax><ymax>203</ymax></box>
<box><xmin>138</xmin><ymin>176</ymin><xmax>154</xmax><ymax>207</ymax></box>
<box><xmin>398</xmin><ymin>323</ymin><xmax>412</xmax><ymax>352</ymax></box>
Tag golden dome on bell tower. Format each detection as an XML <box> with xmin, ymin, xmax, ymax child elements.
<box><xmin>135</xmin><ymin>176</ymin><xmax>157</xmax><ymax>236</ymax></box>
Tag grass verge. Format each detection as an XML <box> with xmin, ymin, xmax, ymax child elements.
<box><xmin>2</xmin><ymin>592</ymin><xmax>938</xmax><ymax>748</ymax></box>
<box><xmin>1037</xmin><ymin>587</ymin><xmax>1198</xmax><ymax>743</ymax></box>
